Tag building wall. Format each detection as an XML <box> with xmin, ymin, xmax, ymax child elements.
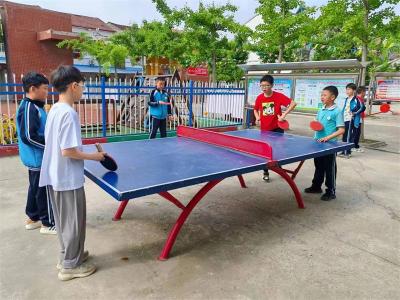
<box><xmin>244</xmin><ymin>15</ymin><xmax>262</xmax><ymax>64</ymax></box>
<box><xmin>0</xmin><ymin>2</ymin><xmax>73</xmax><ymax>80</ymax></box>
<box><xmin>72</xmin><ymin>27</ymin><xmax>114</xmax><ymax>40</ymax></box>
<box><xmin>145</xmin><ymin>57</ymin><xmax>178</xmax><ymax>76</ymax></box>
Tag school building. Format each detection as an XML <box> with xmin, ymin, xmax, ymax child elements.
<box><xmin>0</xmin><ymin>1</ymin><xmax>209</xmax><ymax>83</ymax></box>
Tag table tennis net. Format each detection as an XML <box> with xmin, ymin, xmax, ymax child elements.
<box><xmin>177</xmin><ymin>126</ymin><xmax>273</xmax><ymax>160</ymax></box>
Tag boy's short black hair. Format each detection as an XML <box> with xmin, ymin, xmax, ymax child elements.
<box><xmin>22</xmin><ymin>72</ymin><xmax>49</xmax><ymax>93</ymax></box>
<box><xmin>156</xmin><ymin>77</ymin><xmax>166</xmax><ymax>82</ymax></box>
<box><xmin>346</xmin><ymin>83</ymin><xmax>357</xmax><ymax>90</ymax></box>
<box><xmin>260</xmin><ymin>75</ymin><xmax>274</xmax><ymax>85</ymax></box>
<box><xmin>357</xmin><ymin>86</ymin><xmax>366</xmax><ymax>94</ymax></box>
<box><xmin>323</xmin><ymin>86</ymin><xmax>339</xmax><ymax>99</ymax></box>
<box><xmin>50</xmin><ymin>65</ymin><xmax>85</xmax><ymax>93</ymax></box>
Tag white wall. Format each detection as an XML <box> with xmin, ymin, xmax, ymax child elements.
<box><xmin>72</xmin><ymin>27</ymin><xmax>114</xmax><ymax>40</ymax></box>
<box><xmin>244</xmin><ymin>15</ymin><xmax>262</xmax><ymax>64</ymax></box>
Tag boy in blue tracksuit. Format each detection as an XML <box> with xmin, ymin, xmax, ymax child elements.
<box><xmin>304</xmin><ymin>86</ymin><xmax>345</xmax><ymax>201</ymax></box>
<box><xmin>148</xmin><ymin>77</ymin><xmax>173</xmax><ymax>139</ymax></box>
<box><xmin>16</xmin><ymin>72</ymin><xmax>56</xmax><ymax>234</ymax></box>
<box><xmin>340</xmin><ymin>83</ymin><xmax>364</xmax><ymax>157</ymax></box>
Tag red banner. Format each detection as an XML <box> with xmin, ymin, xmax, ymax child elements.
<box><xmin>187</xmin><ymin>67</ymin><xmax>208</xmax><ymax>76</ymax></box>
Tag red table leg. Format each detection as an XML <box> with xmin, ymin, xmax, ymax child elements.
<box><xmin>158</xmin><ymin>179</ymin><xmax>223</xmax><ymax>260</ymax></box>
<box><xmin>268</xmin><ymin>164</ymin><xmax>305</xmax><ymax>209</ymax></box>
<box><xmin>237</xmin><ymin>175</ymin><xmax>247</xmax><ymax>188</ymax></box>
<box><xmin>282</xmin><ymin>160</ymin><xmax>305</xmax><ymax>180</ymax></box>
<box><xmin>113</xmin><ymin>200</ymin><xmax>129</xmax><ymax>221</ymax></box>
<box><xmin>159</xmin><ymin>192</ymin><xmax>186</xmax><ymax>210</ymax></box>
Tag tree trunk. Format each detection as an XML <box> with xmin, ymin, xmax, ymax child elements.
<box><xmin>212</xmin><ymin>52</ymin><xmax>217</xmax><ymax>83</ymax></box>
<box><xmin>361</xmin><ymin>0</ymin><xmax>369</xmax><ymax>85</ymax></box>
<box><xmin>278</xmin><ymin>42</ymin><xmax>284</xmax><ymax>63</ymax></box>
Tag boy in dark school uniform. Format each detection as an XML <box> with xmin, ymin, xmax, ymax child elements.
<box><xmin>16</xmin><ymin>72</ymin><xmax>56</xmax><ymax>234</ymax></box>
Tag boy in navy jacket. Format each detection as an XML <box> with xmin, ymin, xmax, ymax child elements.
<box><xmin>16</xmin><ymin>72</ymin><xmax>56</xmax><ymax>234</ymax></box>
<box><xmin>340</xmin><ymin>83</ymin><xmax>364</xmax><ymax>158</ymax></box>
<box><xmin>148</xmin><ymin>77</ymin><xmax>173</xmax><ymax>139</ymax></box>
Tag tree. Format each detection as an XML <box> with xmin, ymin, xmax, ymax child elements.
<box><xmin>252</xmin><ymin>0</ymin><xmax>315</xmax><ymax>63</ymax></box>
<box><xmin>314</xmin><ymin>0</ymin><xmax>400</xmax><ymax>83</ymax></box>
<box><xmin>216</xmin><ymin>30</ymin><xmax>250</xmax><ymax>82</ymax></box>
<box><xmin>99</xmin><ymin>44</ymin><xmax>129</xmax><ymax>77</ymax></box>
<box><xmin>153</xmin><ymin>0</ymin><xmax>251</xmax><ymax>82</ymax></box>
<box><xmin>111</xmin><ymin>21</ymin><xmax>185</xmax><ymax>73</ymax></box>
<box><xmin>58</xmin><ymin>33</ymin><xmax>129</xmax><ymax>77</ymax></box>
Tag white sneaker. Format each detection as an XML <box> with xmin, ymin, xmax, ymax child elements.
<box><xmin>58</xmin><ymin>262</ymin><xmax>96</xmax><ymax>281</ymax></box>
<box><xmin>57</xmin><ymin>250</ymin><xmax>89</xmax><ymax>270</ymax></box>
<box><xmin>25</xmin><ymin>219</ymin><xmax>41</xmax><ymax>230</ymax></box>
<box><xmin>354</xmin><ymin>148</ymin><xmax>364</xmax><ymax>153</ymax></box>
<box><xmin>40</xmin><ymin>225</ymin><xmax>57</xmax><ymax>235</ymax></box>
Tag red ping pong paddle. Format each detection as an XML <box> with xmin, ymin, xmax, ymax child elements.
<box><xmin>277</xmin><ymin>120</ymin><xmax>289</xmax><ymax>130</ymax></box>
<box><xmin>369</xmin><ymin>103</ymin><xmax>392</xmax><ymax>116</ymax></box>
<box><xmin>310</xmin><ymin>120</ymin><xmax>324</xmax><ymax>131</ymax></box>
<box><xmin>380</xmin><ymin>103</ymin><xmax>391</xmax><ymax>113</ymax></box>
<box><xmin>95</xmin><ymin>143</ymin><xmax>118</xmax><ymax>171</ymax></box>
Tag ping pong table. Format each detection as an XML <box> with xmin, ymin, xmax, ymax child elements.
<box><xmin>84</xmin><ymin>126</ymin><xmax>352</xmax><ymax>260</ymax></box>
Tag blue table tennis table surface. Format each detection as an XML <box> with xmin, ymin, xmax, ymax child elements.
<box><xmin>83</xmin><ymin>129</ymin><xmax>351</xmax><ymax>201</ymax></box>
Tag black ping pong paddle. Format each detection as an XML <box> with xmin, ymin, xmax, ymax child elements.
<box><xmin>95</xmin><ymin>143</ymin><xmax>118</xmax><ymax>171</ymax></box>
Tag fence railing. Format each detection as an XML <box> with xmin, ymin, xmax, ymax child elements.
<box><xmin>0</xmin><ymin>75</ymin><xmax>245</xmax><ymax>145</ymax></box>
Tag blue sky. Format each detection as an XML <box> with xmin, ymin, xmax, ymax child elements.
<box><xmin>8</xmin><ymin>0</ymin><xmax>400</xmax><ymax>25</ymax></box>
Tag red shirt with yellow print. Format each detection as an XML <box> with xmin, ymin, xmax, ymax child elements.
<box><xmin>254</xmin><ymin>91</ymin><xmax>292</xmax><ymax>131</ymax></box>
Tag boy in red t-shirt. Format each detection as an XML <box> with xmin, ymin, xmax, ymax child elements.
<box><xmin>253</xmin><ymin>75</ymin><xmax>297</xmax><ymax>181</ymax></box>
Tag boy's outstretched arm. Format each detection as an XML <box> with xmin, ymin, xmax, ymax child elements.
<box><xmin>281</xmin><ymin>100</ymin><xmax>297</xmax><ymax>119</ymax></box>
<box><xmin>317</xmin><ymin>127</ymin><xmax>345</xmax><ymax>142</ymax></box>
<box><xmin>62</xmin><ymin>147</ymin><xmax>106</xmax><ymax>161</ymax></box>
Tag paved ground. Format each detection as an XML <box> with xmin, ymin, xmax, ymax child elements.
<box><xmin>0</xmin><ymin>111</ymin><xmax>399</xmax><ymax>299</ymax></box>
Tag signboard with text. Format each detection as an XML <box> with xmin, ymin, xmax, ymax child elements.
<box><xmin>294</xmin><ymin>78</ymin><xmax>356</xmax><ymax>110</ymax></box>
<box><xmin>375</xmin><ymin>78</ymin><xmax>400</xmax><ymax>101</ymax></box>
<box><xmin>247</xmin><ymin>76</ymin><xmax>293</xmax><ymax>105</ymax></box>
<box><xmin>187</xmin><ymin>67</ymin><xmax>208</xmax><ymax>76</ymax></box>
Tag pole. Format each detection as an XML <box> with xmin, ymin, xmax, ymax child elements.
<box><xmin>188</xmin><ymin>80</ymin><xmax>193</xmax><ymax>127</ymax></box>
<box><xmin>101</xmin><ymin>76</ymin><xmax>107</xmax><ymax>137</ymax></box>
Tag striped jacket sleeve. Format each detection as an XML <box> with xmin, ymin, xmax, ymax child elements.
<box><xmin>18</xmin><ymin>102</ymin><xmax>45</xmax><ymax>149</ymax></box>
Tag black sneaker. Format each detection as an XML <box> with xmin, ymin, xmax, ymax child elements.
<box><xmin>262</xmin><ymin>174</ymin><xmax>270</xmax><ymax>182</ymax></box>
<box><xmin>320</xmin><ymin>193</ymin><xmax>336</xmax><ymax>201</ymax></box>
<box><xmin>263</xmin><ymin>170</ymin><xmax>270</xmax><ymax>182</ymax></box>
<box><xmin>304</xmin><ymin>186</ymin><xmax>323</xmax><ymax>193</ymax></box>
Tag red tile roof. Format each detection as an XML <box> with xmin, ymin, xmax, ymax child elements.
<box><xmin>71</xmin><ymin>14</ymin><xmax>116</xmax><ymax>32</ymax></box>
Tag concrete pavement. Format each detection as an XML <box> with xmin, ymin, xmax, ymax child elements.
<box><xmin>1</xmin><ymin>113</ymin><xmax>399</xmax><ymax>299</ymax></box>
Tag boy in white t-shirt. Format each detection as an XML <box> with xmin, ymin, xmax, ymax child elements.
<box><xmin>39</xmin><ymin>66</ymin><xmax>105</xmax><ymax>281</ymax></box>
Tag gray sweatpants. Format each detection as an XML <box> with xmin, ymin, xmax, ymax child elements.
<box><xmin>47</xmin><ymin>186</ymin><xmax>86</xmax><ymax>269</ymax></box>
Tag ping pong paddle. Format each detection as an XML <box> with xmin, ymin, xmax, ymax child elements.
<box><xmin>380</xmin><ymin>103</ymin><xmax>391</xmax><ymax>113</ymax></box>
<box><xmin>277</xmin><ymin>120</ymin><xmax>289</xmax><ymax>130</ymax></box>
<box><xmin>369</xmin><ymin>103</ymin><xmax>391</xmax><ymax>116</ymax></box>
<box><xmin>95</xmin><ymin>143</ymin><xmax>118</xmax><ymax>171</ymax></box>
<box><xmin>310</xmin><ymin>120</ymin><xmax>324</xmax><ymax>131</ymax></box>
